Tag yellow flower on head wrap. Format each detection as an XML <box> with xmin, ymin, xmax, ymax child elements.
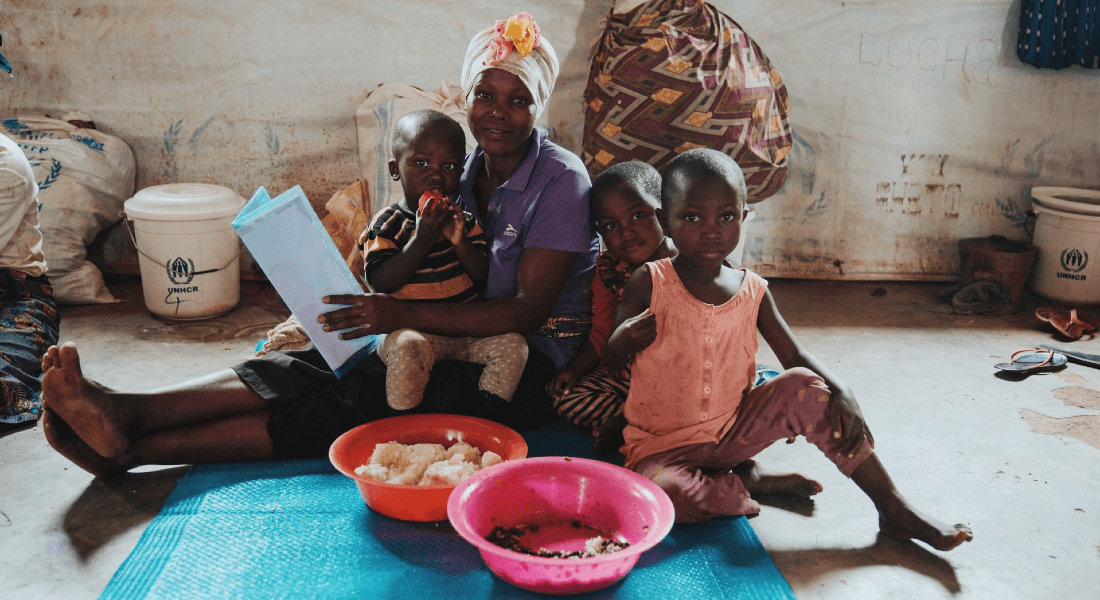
<box><xmin>462</xmin><ymin>12</ymin><xmax>559</xmax><ymax>118</ymax></box>
<box><xmin>503</xmin><ymin>14</ymin><xmax>539</xmax><ymax>57</ymax></box>
<box><xmin>486</xmin><ymin>12</ymin><xmax>541</xmax><ymax>65</ymax></box>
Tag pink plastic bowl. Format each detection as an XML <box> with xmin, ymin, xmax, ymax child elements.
<box><xmin>329</xmin><ymin>414</ymin><xmax>528</xmax><ymax>522</ymax></box>
<box><xmin>447</xmin><ymin>456</ymin><xmax>675</xmax><ymax>595</ymax></box>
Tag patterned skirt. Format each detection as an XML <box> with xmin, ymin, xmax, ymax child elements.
<box><xmin>553</xmin><ymin>363</ymin><xmax>781</xmax><ymax>434</ymax></box>
<box><xmin>0</xmin><ymin>269</ymin><xmax>60</xmax><ymax>423</ymax></box>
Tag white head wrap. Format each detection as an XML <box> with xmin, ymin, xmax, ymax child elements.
<box><xmin>460</xmin><ymin>14</ymin><xmax>560</xmax><ymax>119</ymax></box>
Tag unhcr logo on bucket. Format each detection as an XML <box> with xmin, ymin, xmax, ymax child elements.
<box><xmin>1057</xmin><ymin>248</ymin><xmax>1089</xmax><ymax>281</ymax></box>
<box><xmin>166</xmin><ymin>257</ymin><xmax>199</xmax><ymax>292</ymax></box>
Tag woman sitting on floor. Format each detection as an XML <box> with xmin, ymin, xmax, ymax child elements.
<box><xmin>40</xmin><ymin>12</ymin><xmax>599</xmax><ymax>476</ymax></box>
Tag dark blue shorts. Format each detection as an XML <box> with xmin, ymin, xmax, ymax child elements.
<box><xmin>233</xmin><ymin>342</ymin><xmax>559</xmax><ymax>460</ymax></box>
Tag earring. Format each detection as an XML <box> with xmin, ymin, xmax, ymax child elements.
<box><xmin>391</xmin><ymin>173</ymin><xmax>399</xmax><ymax>180</ymax></box>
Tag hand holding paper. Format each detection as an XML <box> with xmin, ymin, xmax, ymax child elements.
<box><xmin>233</xmin><ymin>186</ymin><xmax>379</xmax><ymax>377</ymax></box>
<box><xmin>320</xmin><ymin>292</ymin><xmax>410</xmax><ymax>340</ymax></box>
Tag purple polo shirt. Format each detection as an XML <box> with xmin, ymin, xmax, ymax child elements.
<box><xmin>456</xmin><ymin>127</ymin><xmax>599</xmax><ymax>370</ymax></box>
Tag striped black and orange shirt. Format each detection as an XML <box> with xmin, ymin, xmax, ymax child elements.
<box><xmin>359</xmin><ymin>202</ymin><xmax>488</xmax><ymax>303</ymax></box>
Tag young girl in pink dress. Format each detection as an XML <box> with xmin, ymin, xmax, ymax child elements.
<box><xmin>604</xmin><ymin>148</ymin><xmax>973</xmax><ymax>551</ymax></box>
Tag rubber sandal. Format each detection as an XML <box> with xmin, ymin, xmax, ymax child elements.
<box><xmin>1050</xmin><ymin>308</ymin><xmax>1096</xmax><ymax>340</ymax></box>
<box><xmin>994</xmin><ymin>348</ymin><xmax>1068</xmax><ymax>373</ymax></box>
<box><xmin>1035</xmin><ymin>306</ymin><xmax>1059</xmax><ymax>323</ymax></box>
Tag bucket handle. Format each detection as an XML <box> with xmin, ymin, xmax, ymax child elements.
<box><xmin>121</xmin><ymin>212</ymin><xmax>243</xmax><ymax>276</ymax></box>
<box><xmin>1024</xmin><ymin>209</ymin><xmax>1036</xmax><ymax>238</ymax></box>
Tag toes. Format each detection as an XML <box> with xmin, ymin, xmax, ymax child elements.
<box><xmin>58</xmin><ymin>342</ymin><xmax>83</xmax><ymax>375</ymax></box>
<box><xmin>42</xmin><ymin>345</ymin><xmax>59</xmax><ymax>372</ymax></box>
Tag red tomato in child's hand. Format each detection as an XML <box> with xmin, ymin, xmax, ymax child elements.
<box><xmin>419</xmin><ymin>191</ymin><xmax>444</xmax><ymax>213</ymax></box>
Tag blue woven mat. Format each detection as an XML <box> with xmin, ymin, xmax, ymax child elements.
<box><xmin>100</xmin><ymin>421</ymin><xmax>795</xmax><ymax>600</ymax></box>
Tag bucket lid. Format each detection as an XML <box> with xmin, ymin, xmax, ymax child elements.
<box><xmin>124</xmin><ymin>183</ymin><xmax>246</xmax><ymax>221</ymax></box>
<box><xmin>1031</xmin><ymin>186</ymin><xmax>1100</xmax><ymax>216</ymax></box>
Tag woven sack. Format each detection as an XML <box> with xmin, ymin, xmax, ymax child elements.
<box><xmin>1</xmin><ymin>115</ymin><xmax>135</xmax><ymax>303</ymax></box>
<box><xmin>582</xmin><ymin>0</ymin><xmax>792</xmax><ymax>201</ymax></box>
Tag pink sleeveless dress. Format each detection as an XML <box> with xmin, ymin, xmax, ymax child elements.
<box><xmin>622</xmin><ymin>258</ymin><xmax>768</xmax><ymax>468</ymax></box>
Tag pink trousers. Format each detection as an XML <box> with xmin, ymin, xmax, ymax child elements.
<box><xmin>632</xmin><ymin>367</ymin><xmax>874</xmax><ymax>523</ymax></box>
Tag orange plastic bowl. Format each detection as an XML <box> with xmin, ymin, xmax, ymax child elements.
<box><xmin>329</xmin><ymin>414</ymin><xmax>528</xmax><ymax>522</ymax></box>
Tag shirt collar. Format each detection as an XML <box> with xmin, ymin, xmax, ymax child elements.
<box><xmin>462</xmin><ymin>127</ymin><xmax>545</xmax><ymax>195</ymax></box>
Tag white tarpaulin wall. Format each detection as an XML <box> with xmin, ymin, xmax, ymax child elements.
<box><xmin>1</xmin><ymin>0</ymin><xmax>1097</xmax><ymax>280</ymax></box>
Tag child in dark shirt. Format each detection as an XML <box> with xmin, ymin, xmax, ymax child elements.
<box><xmin>360</xmin><ymin>109</ymin><xmax>526</xmax><ymax>413</ymax></box>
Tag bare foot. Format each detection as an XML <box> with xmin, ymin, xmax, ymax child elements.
<box><xmin>41</xmin><ymin>407</ymin><xmax>127</xmax><ymax>478</ymax></box>
<box><xmin>879</xmin><ymin>500</ymin><xmax>973</xmax><ymax>551</ymax></box>
<box><xmin>41</xmin><ymin>343</ymin><xmax>129</xmax><ymax>459</ymax></box>
<box><xmin>734</xmin><ymin>459</ymin><xmax>823</xmax><ymax>497</ymax></box>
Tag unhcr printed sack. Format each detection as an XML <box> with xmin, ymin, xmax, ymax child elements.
<box><xmin>1</xmin><ymin>116</ymin><xmax>135</xmax><ymax>304</ymax></box>
<box><xmin>582</xmin><ymin>0</ymin><xmax>792</xmax><ymax>201</ymax></box>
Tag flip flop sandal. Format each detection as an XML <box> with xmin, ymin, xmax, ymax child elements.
<box><xmin>1035</xmin><ymin>306</ymin><xmax>1097</xmax><ymax>338</ymax></box>
<box><xmin>1050</xmin><ymin>308</ymin><xmax>1096</xmax><ymax>340</ymax></box>
<box><xmin>1034</xmin><ymin>306</ymin><xmax>1059</xmax><ymax>323</ymax></box>
<box><xmin>994</xmin><ymin>348</ymin><xmax>1068</xmax><ymax>373</ymax></box>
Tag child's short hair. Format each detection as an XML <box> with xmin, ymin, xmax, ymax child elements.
<box><xmin>661</xmin><ymin>148</ymin><xmax>747</xmax><ymax>209</ymax></box>
<box><xmin>590</xmin><ymin>160</ymin><xmax>662</xmax><ymax>218</ymax></box>
<box><xmin>391</xmin><ymin>109</ymin><xmax>465</xmax><ymax>158</ymax></box>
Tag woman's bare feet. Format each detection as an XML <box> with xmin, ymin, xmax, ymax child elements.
<box><xmin>41</xmin><ymin>407</ymin><xmax>128</xmax><ymax>478</ymax></box>
<box><xmin>41</xmin><ymin>342</ymin><xmax>130</xmax><ymax>459</ymax></box>
<box><xmin>878</xmin><ymin>500</ymin><xmax>973</xmax><ymax>551</ymax></box>
<box><xmin>734</xmin><ymin>459</ymin><xmax>823</xmax><ymax>497</ymax></box>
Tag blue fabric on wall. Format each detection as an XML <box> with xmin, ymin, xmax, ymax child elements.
<box><xmin>1018</xmin><ymin>0</ymin><xmax>1099</xmax><ymax>69</ymax></box>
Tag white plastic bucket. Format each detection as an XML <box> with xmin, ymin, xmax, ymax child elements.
<box><xmin>123</xmin><ymin>184</ymin><xmax>246</xmax><ymax>320</ymax></box>
<box><xmin>1028</xmin><ymin>186</ymin><xmax>1100</xmax><ymax>306</ymax></box>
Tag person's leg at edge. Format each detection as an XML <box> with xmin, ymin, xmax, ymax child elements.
<box><xmin>782</xmin><ymin>367</ymin><xmax>974</xmax><ymax>551</ymax></box>
<box><xmin>41</xmin><ymin>342</ymin><xmax>272</xmax><ymax>472</ymax></box>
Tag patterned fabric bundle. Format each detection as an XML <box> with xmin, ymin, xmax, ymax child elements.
<box><xmin>1017</xmin><ymin>0</ymin><xmax>1099</xmax><ymax>69</ymax></box>
<box><xmin>581</xmin><ymin>0</ymin><xmax>792</xmax><ymax>201</ymax></box>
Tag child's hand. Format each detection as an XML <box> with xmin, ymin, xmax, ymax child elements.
<box><xmin>415</xmin><ymin>198</ymin><xmax>452</xmax><ymax>243</ymax></box>
<box><xmin>607</xmin><ymin>308</ymin><xmax>657</xmax><ymax>360</ymax></box>
<box><xmin>442</xmin><ymin>200</ymin><xmax>466</xmax><ymax>246</ymax></box>
<box><xmin>827</xmin><ymin>389</ymin><xmax>875</xmax><ymax>457</ymax></box>
<box><xmin>546</xmin><ymin>368</ymin><xmax>580</xmax><ymax>397</ymax></box>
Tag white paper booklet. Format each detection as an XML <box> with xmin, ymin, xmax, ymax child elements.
<box><xmin>233</xmin><ymin>186</ymin><xmax>379</xmax><ymax>377</ymax></box>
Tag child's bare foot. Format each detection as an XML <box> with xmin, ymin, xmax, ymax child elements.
<box><xmin>41</xmin><ymin>407</ymin><xmax>128</xmax><ymax>478</ymax></box>
<box><xmin>734</xmin><ymin>459</ymin><xmax>823</xmax><ymax>497</ymax></box>
<box><xmin>41</xmin><ymin>342</ymin><xmax>129</xmax><ymax>459</ymax></box>
<box><xmin>878</xmin><ymin>501</ymin><xmax>973</xmax><ymax>551</ymax></box>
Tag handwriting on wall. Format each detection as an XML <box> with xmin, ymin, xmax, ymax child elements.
<box><xmin>858</xmin><ymin>34</ymin><xmax>999</xmax><ymax>85</ymax></box>
<box><xmin>875</xmin><ymin>154</ymin><xmax>961</xmax><ymax>219</ymax></box>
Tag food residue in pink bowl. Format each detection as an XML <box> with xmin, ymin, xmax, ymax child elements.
<box><xmin>486</xmin><ymin>520</ymin><xmax>631</xmax><ymax>559</ymax></box>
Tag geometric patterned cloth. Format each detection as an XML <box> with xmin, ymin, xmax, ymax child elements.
<box><xmin>581</xmin><ymin>0</ymin><xmax>792</xmax><ymax>201</ymax></box>
<box><xmin>1017</xmin><ymin>0</ymin><xmax>1099</xmax><ymax>69</ymax></box>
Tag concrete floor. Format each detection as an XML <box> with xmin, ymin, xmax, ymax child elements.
<box><xmin>3</xmin><ymin>277</ymin><xmax>1099</xmax><ymax>599</ymax></box>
